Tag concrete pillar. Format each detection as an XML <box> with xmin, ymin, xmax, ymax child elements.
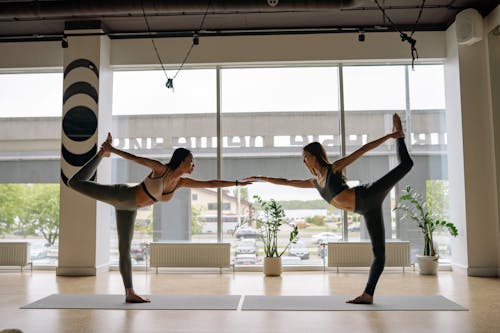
<box><xmin>57</xmin><ymin>21</ymin><xmax>113</xmax><ymax>276</ymax></box>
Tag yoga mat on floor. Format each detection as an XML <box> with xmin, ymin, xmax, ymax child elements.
<box><xmin>21</xmin><ymin>294</ymin><xmax>241</xmax><ymax>310</ymax></box>
<box><xmin>241</xmin><ymin>295</ymin><xmax>467</xmax><ymax>311</ymax></box>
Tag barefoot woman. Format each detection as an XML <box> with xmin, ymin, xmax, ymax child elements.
<box><xmin>68</xmin><ymin>133</ymin><xmax>252</xmax><ymax>303</ymax></box>
<box><xmin>245</xmin><ymin>114</ymin><xmax>413</xmax><ymax>304</ymax></box>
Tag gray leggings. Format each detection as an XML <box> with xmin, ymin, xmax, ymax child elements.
<box><xmin>68</xmin><ymin>153</ymin><xmax>137</xmax><ymax>289</ymax></box>
<box><xmin>354</xmin><ymin>138</ymin><xmax>413</xmax><ymax>296</ymax></box>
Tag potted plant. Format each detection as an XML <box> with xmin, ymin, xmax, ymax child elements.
<box><xmin>394</xmin><ymin>186</ymin><xmax>458</xmax><ymax>275</ymax></box>
<box><xmin>253</xmin><ymin>195</ymin><xmax>299</xmax><ymax>276</ymax></box>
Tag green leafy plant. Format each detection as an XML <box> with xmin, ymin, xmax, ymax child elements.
<box><xmin>254</xmin><ymin>195</ymin><xmax>298</xmax><ymax>257</ymax></box>
<box><xmin>394</xmin><ymin>186</ymin><xmax>458</xmax><ymax>256</ymax></box>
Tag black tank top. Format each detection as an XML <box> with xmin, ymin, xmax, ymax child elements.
<box><xmin>313</xmin><ymin>166</ymin><xmax>348</xmax><ymax>202</ymax></box>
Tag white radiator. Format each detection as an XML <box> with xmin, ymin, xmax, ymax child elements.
<box><xmin>327</xmin><ymin>241</ymin><xmax>411</xmax><ymax>271</ymax></box>
<box><xmin>0</xmin><ymin>242</ymin><xmax>31</xmax><ymax>270</ymax></box>
<box><xmin>149</xmin><ymin>242</ymin><xmax>231</xmax><ymax>273</ymax></box>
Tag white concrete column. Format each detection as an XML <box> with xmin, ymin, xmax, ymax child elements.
<box><xmin>57</xmin><ymin>22</ymin><xmax>113</xmax><ymax>276</ymax></box>
<box><xmin>445</xmin><ymin>9</ymin><xmax>499</xmax><ymax>277</ymax></box>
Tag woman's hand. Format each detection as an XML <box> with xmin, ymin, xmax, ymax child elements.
<box><xmin>242</xmin><ymin>176</ymin><xmax>263</xmax><ymax>182</ymax></box>
<box><xmin>389</xmin><ymin>130</ymin><xmax>404</xmax><ymax>139</ymax></box>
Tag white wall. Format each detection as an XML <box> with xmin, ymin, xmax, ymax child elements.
<box><xmin>446</xmin><ymin>5</ymin><xmax>500</xmax><ymax>276</ymax></box>
<box><xmin>0</xmin><ymin>31</ymin><xmax>446</xmax><ymax>70</ymax></box>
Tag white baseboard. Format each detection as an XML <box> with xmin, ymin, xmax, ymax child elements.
<box><xmin>467</xmin><ymin>266</ymin><xmax>498</xmax><ymax>277</ymax></box>
<box><xmin>56</xmin><ymin>263</ymin><xmax>110</xmax><ymax>276</ymax></box>
<box><xmin>451</xmin><ymin>262</ymin><xmax>468</xmax><ymax>275</ymax></box>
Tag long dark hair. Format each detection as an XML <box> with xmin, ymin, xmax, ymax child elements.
<box><xmin>303</xmin><ymin>142</ymin><xmax>331</xmax><ymax>176</ymax></box>
<box><xmin>168</xmin><ymin>148</ymin><xmax>192</xmax><ymax>170</ymax></box>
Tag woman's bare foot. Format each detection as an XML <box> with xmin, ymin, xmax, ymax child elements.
<box><xmin>346</xmin><ymin>292</ymin><xmax>373</xmax><ymax>304</ymax></box>
<box><xmin>392</xmin><ymin>113</ymin><xmax>405</xmax><ymax>138</ymax></box>
<box><xmin>99</xmin><ymin>133</ymin><xmax>113</xmax><ymax>157</ymax></box>
<box><xmin>125</xmin><ymin>289</ymin><xmax>150</xmax><ymax>303</ymax></box>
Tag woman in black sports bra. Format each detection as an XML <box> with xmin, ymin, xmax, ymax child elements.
<box><xmin>68</xmin><ymin>132</ymin><xmax>252</xmax><ymax>303</ymax></box>
<box><xmin>245</xmin><ymin>114</ymin><xmax>413</xmax><ymax>304</ymax></box>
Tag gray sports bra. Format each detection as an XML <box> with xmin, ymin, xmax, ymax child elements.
<box><xmin>313</xmin><ymin>166</ymin><xmax>348</xmax><ymax>202</ymax></box>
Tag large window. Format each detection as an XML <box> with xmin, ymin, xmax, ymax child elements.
<box><xmin>221</xmin><ymin>66</ymin><xmax>341</xmax><ymax>266</ymax></box>
<box><xmin>0</xmin><ymin>64</ymin><xmax>449</xmax><ymax>268</ymax></box>
<box><xmin>111</xmin><ymin>69</ymin><xmax>217</xmax><ymax>266</ymax></box>
<box><xmin>0</xmin><ymin>72</ymin><xmax>62</xmax><ymax>266</ymax></box>
<box><xmin>342</xmin><ymin>64</ymin><xmax>448</xmax><ymax>262</ymax></box>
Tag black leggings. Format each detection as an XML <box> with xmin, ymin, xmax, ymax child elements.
<box><xmin>68</xmin><ymin>153</ymin><xmax>137</xmax><ymax>289</ymax></box>
<box><xmin>354</xmin><ymin>138</ymin><xmax>413</xmax><ymax>296</ymax></box>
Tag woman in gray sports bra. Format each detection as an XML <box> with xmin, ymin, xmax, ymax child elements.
<box><xmin>245</xmin><ymin>114</ymin><xmax>413</xmax><ymax>304</ymax></box>
<box><xmin>68</xmin><ymin>132</ymin><xmax>252</xmax><ymax>303</ymax></box>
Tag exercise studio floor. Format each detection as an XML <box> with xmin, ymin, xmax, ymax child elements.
<box><xmin>0</xmin><ymin>269</ymin><xmax>498</xmax><ymax>333</ymax></box>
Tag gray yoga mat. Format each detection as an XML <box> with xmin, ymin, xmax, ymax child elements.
<box><xmin>21</xmin><ymin>294</ymin><xmax>241</xmax><ymax>310</ymax></box>
<box><xmin>241</xmin><ymin>295</ymin><xmax>467</xmax><ymax>311</ymax></box>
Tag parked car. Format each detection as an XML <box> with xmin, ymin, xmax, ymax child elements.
<box><xmin>288</xmin><ymin>240</ymin><xmax>310</xmax><ymax>259</ymax></box>
<box><xmin>311</xmin><ymin>232</ymin><xmax>341</xmax><ymax>244</ymax></box>
<box><xmin>131</xmin><ymin>242</ymin><xmax>148</xmax><ymax>261</ymax></box>
<box><xmin>45</xmin><ymin>244</ymin><xmax>59</xmax><ymax>258</ymax></box>
<box><xmin>348</xmin><ymin>222</ymin><xmax>361</xmax><ymax>232</ymax></box>
<box><xmin>234</xmin><ymin>254</ymin><xmax>258</xmax><ymax>265</ymax></box>
<box><xmin>317</xmin><ymin>244</ymin><xmax>328</xmax><ymax>259</ymax></box>
<box><xmin>235</xmin><ymin>239</ymin><xmax>258</xmax><ymax>255</ymax></box>
<box><xmin>234</xmin><ymin>227</ymin><xmax>259</xmax><ymax>239</ymax></box>
<box><xmin>29</xmin><ymin>241</ymin><xmax>48</xmax><ymax>260</ymax></box>
<box><xmin>281</xmin><ymin>256</ymin><xmax>302</xmax><ymax>265</ymax></box>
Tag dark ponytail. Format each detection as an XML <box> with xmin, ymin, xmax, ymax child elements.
<box><xmin>168</xmin><ymin>148</ymin><xmax>192</xmax><ymax>170</ymax></box>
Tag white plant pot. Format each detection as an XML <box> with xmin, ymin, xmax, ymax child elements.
<box><xmin>416</xmin><ymin>255</ymin><xmax>439</xmax><ymax>275</ymax></box>
<box><xmin>263</xmin><ymin>257</ymin><xmax>282</xmax><ymax>276</ymax></box>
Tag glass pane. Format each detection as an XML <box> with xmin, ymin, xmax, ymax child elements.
<box><xmin>343</xmin><ymin>66</ymin><xmax>405</xmax><ymax>242</ymax></box>
<box><xmin>401</xmin><ymin>65</ymin><xmax>449</xmax><ymax>262</ymax></box>
<box><xmin>221</xmin><ymin>67</ymin><xmax>339</xmax><ymax>113</ymax></box>
<box><xmin>111</xmin><ymin>69</ymin><xmax>217</xmax><ymax>267</ymax></box>
<box><xmin>343</xmin><ymin>66</ymin><xmax>406</xmax><ymax>111</ymax></box>
<box><xmin>0</xmin><ymin>184</ymin><xmax>60</xmax><ymax>266</ymax></box>
<box><xmin>0</xmin><ymin>72</ymin><xmax>63</xmax><ymax>118</ymax></box>
<box><xmin>409</xmin><ymin>65</ymin><xmax>445</xmax><ymax>110</ymax></box>
<box><xmin>221</xmin><ymin>66</ymin><xmax>341</xmax><ymax>267</ymax></box>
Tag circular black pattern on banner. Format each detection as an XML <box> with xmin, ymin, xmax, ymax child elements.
<box><xmin>64</xmin><ymin>59</ymin><xmax>99</xmax><ymax>79</ymax></box>
<box><xmin>63</xmin><ymin>81</ymin><xmax>98</xmax><ymax>104</ymax></box>
<box><xmin>61</xmin><ymin>170</ymin><xmax>69</xmax><ymax>186</ymax></box>
<box><xmin>63</xmin><ymin>106</ymin><xmax>97</xmax><ymax>141</ymax></box>
<box><xmin>62</xmin><ymin>144</ymin><xmax>97</xmax><ymax>167</ymax></box>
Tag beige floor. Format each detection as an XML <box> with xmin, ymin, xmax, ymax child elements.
<box><xmin>0</xmin><ymin>269</ymin><xmax>499</xmax><ymax>333</ymax></box>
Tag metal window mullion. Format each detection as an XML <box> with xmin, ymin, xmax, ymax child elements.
<box><xmin>395</xmin><ymin>65</ymin><xmax>412</xmax><ymax>240</ymax></box>
<box><xmin>338</xmin><ymin>64</ymin><xmax>348</xmax><ymax>242</ymax></box>
<box><xmin>216</xmin><ymin>66</ymin><xmax>222</xmax><ymax>243</ymax></box>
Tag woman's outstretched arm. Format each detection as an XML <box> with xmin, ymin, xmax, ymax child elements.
<box><xmin>332</xmin><ymin>132</ymin><xmax>400</xmax><ymax>172</ymax></box>
<box><xmin>243</xmin><ymin>176</ymin><xmax>315</xmax><ymax>188</ymax></box>
<box><xmin>178</xmin><ymin>178</ymin><xmax>253</xmax><ymax>189</ymax></box>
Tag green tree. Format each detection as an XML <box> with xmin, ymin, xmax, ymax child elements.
<box><xmin>305</xmin><ymin>215</ymin><xmax>326</xmax><ymax>226</ymax></box>
<box><xmin>191</xmin><ymin>205</ymin><xmax>203</xmax><ymax>235</ymax></box>
<box><xmin>234</xmin><ymin>187</ymin><xmax>249</xmax><ymax>201</ymax></box>
<box><xmin>23</xmin><ymin>184</ymin><xmax>60</xmax><ymax>245</ymax></box>
<box><xmin>0</xmin><ymin>184</ymin><xmax>24</xmax><ymax>236</ymax></box>
<box><xmin>426</xmin><ymin>180</ymin><xmax>449</xmax><ymax>220</ymax></box>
